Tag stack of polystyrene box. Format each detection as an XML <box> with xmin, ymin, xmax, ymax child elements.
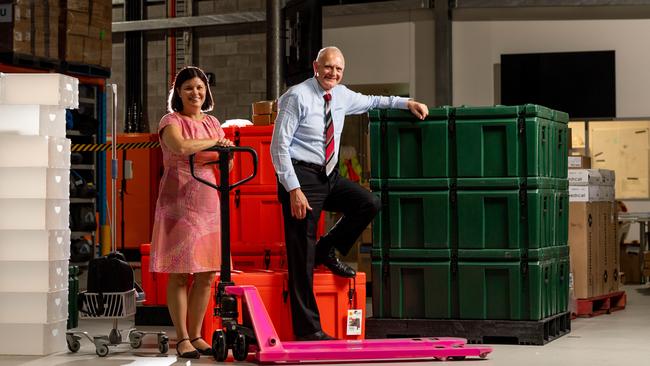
<box><xmin>0</xmin><ymin>73</ymin><xmax>78</xmax><ymax>355</ymax></box>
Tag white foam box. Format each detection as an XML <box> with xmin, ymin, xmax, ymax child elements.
<box><xmin>0</xmin><ymin>259</ymin><xmax>68</xmax><ymax>292</ymax></box>
<box><xmin>0</xmin><ymin>73</ymin><xmax>78</xmax><ymax>108</ymax></box>
<box><xmin>0</xmin><ymin>319</ymin><xmax>67</xmax><ymax>355</ymax></box>
<box><xmin>0</xmin><ymin>289</ymin><xmax>68</xmax><ymax>323</ymax></box>
<box><xmin>599</xmin><ymin>169</ymin><xmax>616</xmax><ymax>187</ymax></box>
<box><xmin>0</xmin><ymin>135</ymin><xmax>70</xmax><ymax>168</ymax></box>
<box><xmin>0</xmin><ymin>230</ymin><xmax>70</xmax><ymax>261</ymax></box>
<box><xmin>569</xmin><ymin>185</ymin><xmax>603</xmax><ymax>202</ymax></box>
<box><xmin>0</xmin><ymin>198</ymin><xmax>69</xmax><ymax>230</ymax></box>
<box><xmin>568</xmin><ymin>169</ymin><xmax>604</xmax><ymax>186</ymax></box>
<box><xmin>0</xmin><ymin>105</ymin><xmax>66</xmax><ymax>137</ymax></box>
<box><xmin>0</xmin><ymin>167</ymin><xmax>69</xmax><ymax>199</ymax></box>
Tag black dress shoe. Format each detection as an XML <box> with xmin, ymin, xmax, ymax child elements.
<box><xmin>317</xmin><ymin>247</ymin><xmax>356</xmax><ymax>278</ymax></box>
<box><xmin>296</xmin><ymin>330</ymin><xmax>336</xmax><ymax>341</ymax></box>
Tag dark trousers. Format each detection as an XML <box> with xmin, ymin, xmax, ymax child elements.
<box><xmin>277</xmin><ymin>163</ymin><xmax>380</xmax><ymax>337</ymax></box>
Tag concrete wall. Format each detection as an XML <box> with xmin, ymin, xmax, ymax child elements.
<box><xmin>453</xmin><ymin>19</ymin><xmax>650</xmax><ymax>118</ymax></box>
<box><xmin>323</xmin><ymin>8</ymin><xmax>435</xmax><ymax>106</ymax></box>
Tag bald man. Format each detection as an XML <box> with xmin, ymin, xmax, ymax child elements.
<box><xmin>270</xmin><ymin>46</ymin><xmax>429</xmax><ymax>341</ymax></box>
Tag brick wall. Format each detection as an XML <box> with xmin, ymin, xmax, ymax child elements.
<box><xmin>110</xmin><ymin>0</ymin><xmax>267</xmax><ymax>132</ymax></box>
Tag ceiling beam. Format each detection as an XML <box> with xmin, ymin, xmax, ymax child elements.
<box><xmin>112</xmin><ymin>11</ymin><xmax>265</xmax><ymax>33</ymax></box>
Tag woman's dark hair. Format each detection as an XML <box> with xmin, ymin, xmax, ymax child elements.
<box><xmin>167</xmin><ymin>66</ymin><xmax>214</xmax><ymax>113</ymax></box>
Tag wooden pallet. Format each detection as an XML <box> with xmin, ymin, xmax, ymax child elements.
<box><xmin>574</xmin><ymin>291</ymin><xmax>626</xmax><ymax>318</ymax></box>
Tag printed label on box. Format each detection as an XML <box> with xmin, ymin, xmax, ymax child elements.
<box><xmin>0</xmin><ymin>5</ymin><xmax>11</xmax><ymax>23</ymax></box>
<box><xmin>346</xmin><ymin>309</ymin><xmax>362</xmax><ymax>336</ymax></box>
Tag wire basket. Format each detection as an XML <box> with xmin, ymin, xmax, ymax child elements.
<box><xmin>79</xmin><ymin>288</ymin><xmax>137</xmax><ymax>319</ymax></box>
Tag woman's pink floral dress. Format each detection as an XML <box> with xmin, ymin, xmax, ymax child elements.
<box><xmin>151</xmin><ymin>112</ymin><xmax>224</xmax><ymax>273</ymax></box>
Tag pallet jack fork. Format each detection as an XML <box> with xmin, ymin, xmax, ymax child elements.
<box><xmin>190</xmin><ymin>146</ymin><xmax>492</xmax><ymax>363</ymax></box>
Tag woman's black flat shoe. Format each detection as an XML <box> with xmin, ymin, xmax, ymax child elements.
<box><xmin>176</xmin><ymin>338</ymin><xmax>200</xmax><ymax>359</ymax></box>
<box><xmin>191</xmin><ymin>337</ymin><xmax>213</xmax><ymax>356</ymax></box>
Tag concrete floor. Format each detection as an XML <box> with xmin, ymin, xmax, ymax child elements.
<box><xmin>1</xmin><ymin>284</ymin><xmax>648</xmax><ymax>366</ymax></box>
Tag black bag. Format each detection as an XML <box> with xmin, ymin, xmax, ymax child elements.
<box><xmin>70</xmin><ymin>238</ymin><xmax>93</xmax><ymax>263</ymax></box>
<box><xmin>79</xmin><ymin>252</ymin><xmax>134</xmax><ymax>316</ymax></box>
<box><xmin>70</xmin><ymin>205</ymin><xmax>97</xmax><ymax>231</ymax></box>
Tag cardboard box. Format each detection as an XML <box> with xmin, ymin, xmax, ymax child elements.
<box><xmin>0</xmin><ymin>0</ymin><xmax>31</xmax><ymax>55</ymax></box>
<box><xmin>568</xmin><ymin>155</ymin><xmax>591</xmax><ymax>169</ymax></box>
<box><xmin>252</xmin><ymin>101</ymin><xmax>274</xmax><ymax>115</ymax></box>
<box><xmin>271</xmin><ymin>111</ymin><xmax>278</xmax><ymax>124</ymax></box>
<box><xmin>569</xmin><ymin>202</ymin><xmax>599</xmax><ymax>299</ymax></box>
<box><xmin>602</xmin><ymin>201</ymin><xmax>619</xmax><ymax>294</ymax></box>
<box><xmin>66</xmin><ymin>10</ymin><xmax>89</xmax><ymax>36</ymax></box>
<box><xmin>83</xmin><ymin>36</ymin><xmax>101</xmax><ymax>65</ymax></box>
<box><xmin>68</xmin><ymin>0</ymin><xmax>90</xmax><ymax>12</ymax></box>
<box><xmin>65</xmin><ymin>35</ymin><xmax>85</xmax><ymax>63</ymax></box>
<box><xmin>272</xmin><ymin>100</ymin><xmax>278</xmax><ymax>112</ymax></box>
<box><xmin>252</xmin><ymin>114</ymin><xmax>272</xmax><ymax>126</ymax></box>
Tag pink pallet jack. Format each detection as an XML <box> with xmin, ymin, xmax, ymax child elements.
<box><xmin>190</xmin><ymin>146</ymin><xmax>492</xmax><ymax>363</ymax></box>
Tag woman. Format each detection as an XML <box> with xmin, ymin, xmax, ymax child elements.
<box><xmin>150</xmin><ymin>66</ymin><xmax>233</xmax><ymax>358</ymax></box>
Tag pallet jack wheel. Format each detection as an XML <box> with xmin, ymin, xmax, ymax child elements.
<box><xmin>450</xmin><ymin>356</ymin><xmax>466</xmax><ymax>360</ymax></box>
<box><xmin>232</xmin><ymin>333</ymin><xmax>248</xmax><ymax>361</ymax></box>
<box><xmin>212</xmin><ymin>330</ymin><xmax>228</xmax><ymax>361</ymax></box>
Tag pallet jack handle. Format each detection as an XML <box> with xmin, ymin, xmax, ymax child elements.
<box><xmin>189</xmin><ymin>146</ymin><xmax>258</xmax><ymax>285</ymax></box>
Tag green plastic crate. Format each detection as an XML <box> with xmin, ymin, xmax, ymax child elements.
<box><xmin>372</xmin><ymin>260</ymin><xmax>452</xmax><ymax>319</ymax></box>
<box><xmin>456</xmin><ymin>188</ymin><xmax>554</xmax><ymax>253</ymax></box>
<box><xmin>370</xmin><ymin>248</ymin><xmax>452</xmax><ymax>260</ymax></box>
<box><xmin>550</xmin><ymin>121</ymin><xmax>569</xmax><ymax>179</ymax></box>
<box><xmin>528</xmin><ymin>245</ymin><xmax>569</xmax><ymax>261</ymax></box>
<box><xmin>458</xmin><ymin>260</ymin><xmax>557</xmax><ymax>320</ymax></box>
<box><xmin>369</xmin><ymin>108</ymin><xmax>453</xmax><ymax>181</ymax></box>
<box><xmin>557</xmin><ymin>255</ymin><xmax>570</xmax><ymax>313</ymax></box>
<box><xmin>454</xmin><ymin>104</ymin><xmax>568</xmax><ymax>179</ymax></box>
<box><xmin>458</xmin><ymin>261</ymin><xmax>523</xmax><ymax>319</ymax></box>
<box><xmin>373</xmin><ymin>189</ymin><xmax>452</xmax><ymax>251</ymax></box>
<box><xmin>554</xmin><ymin>189</ymin><xmax>569</xmax><ymax>246</ymax></box>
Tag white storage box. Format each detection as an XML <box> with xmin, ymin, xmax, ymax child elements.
<box><xmin>0</xmin><ymin>230</ymin><xmax>70</xmax><ymax>261</ymax></box>
<box><xmin>0</xmin><ymin>319</ymin><xmax>67</xmax><ymax>355</ymax></box>
<box><xmin>0</xmin><ymin>167</ymin><xmax>69</xmax><ymax>199</ymax></box>
<box><xmin>0</xmin><ymin>105</ymin><xmax>66</xmax><ymax>137</ymax></box>
<box><xmin>0</xmin><ymin>290</ymin><xmax>68</xmax><ymax>323</ymax></box>
<box><xmin>0</xmin><ymin>73</ymin><xmax>78</xmax><ymax>108</ymax></box>
<box><xmin>0</xmin><ymin>198</ymin><xmax>69</xmax><ymax>230</ymax></box>
<box><xmin>0</xmin><ymin>135</ymin><xmax>70</xmax><ymax>168</ymax></box>
<box><xmin>568</xmin><ymin>169</ymin><xmax>604</xmax><ymax>186</ymax></box>
<box><xmin>0</xmin><ymin>260</ymin><xmax>68</xmax><ymax>292</ymax></box>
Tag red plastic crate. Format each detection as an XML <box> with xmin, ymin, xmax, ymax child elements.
<box><xmin>233</xmin><ymin>253</ymin><xmax>287</xmax><ymax>270</ymax></box>
<box><xmin>140</xmin><ymin>244</ymin><xmax>155</xmax><ymax>305</ymax></box>
<box><xmin>230</xmin><ymin>185</ymin><xmax>284</xmax><ymax>254</ymax></box>
<box><xmin>232</xmin><ymin>125</ymin><xmax>276</xmax><ymax>186</ymax></box>
<box><xmin>201</xmin><ymin>270</ymin><xmax>288</xmax><ymax>344</ymax></box>
<box><xmin>288</xmin><ymin>270</ymin><xmax>367</xmax><ymax>341</ymax></box>
<box><xmin>201</xmin><ymin>270</ymin><xmax>366</xmax><ymax>343</ymax></box>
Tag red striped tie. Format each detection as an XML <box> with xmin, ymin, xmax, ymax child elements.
<box><xmin>324</xmin><ymin>93</ymin><xmax>335</xmax><ymax>175</ymax></box>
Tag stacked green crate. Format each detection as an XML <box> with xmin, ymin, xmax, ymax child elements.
<box><xmin>369</xmin><ymin>108</ymin><xmax>455</xmax><ymax>319</ymax></box>
<box><xmin>369</xmin><ymin>104</ymin><xmax>569</xmax><ymax>321</ymax></box>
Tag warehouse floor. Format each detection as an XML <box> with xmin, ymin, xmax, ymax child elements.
<box><xmin>1</xmin><ymin>284</ymin><xmax>647</xmax><ymax>366</ymax></box>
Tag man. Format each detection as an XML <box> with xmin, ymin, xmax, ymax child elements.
<box><xmin>270</xmin><ymin>46</ymin><xmax>428</xmax><ymax>341</ymax></box>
